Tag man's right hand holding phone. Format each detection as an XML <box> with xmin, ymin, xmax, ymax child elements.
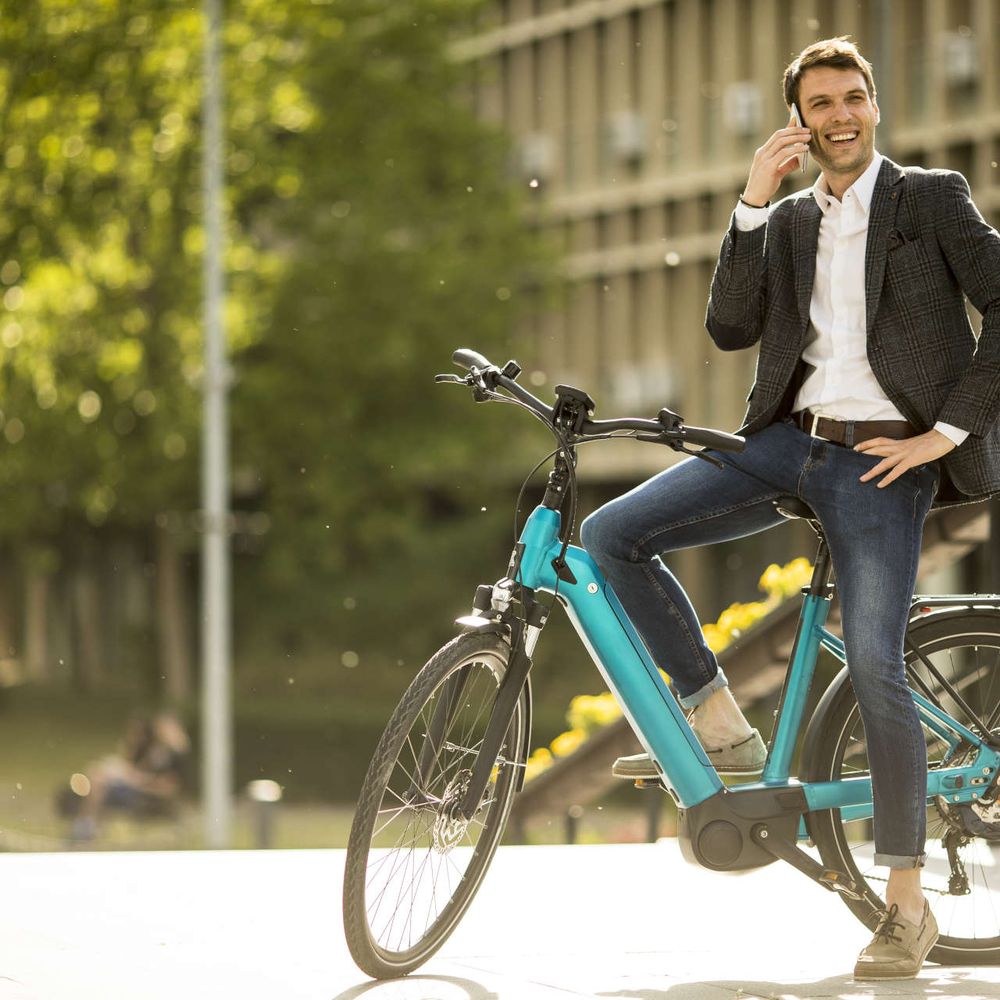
<box><xmin>740</xmin><ymin>112</ymin><xmax>812</xmax><ymax>208</ymax></box>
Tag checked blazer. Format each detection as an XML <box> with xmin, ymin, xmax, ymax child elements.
<box><xmin>706</xmin><ymin>157</ymin><xmax>1000</xmax><ymax>505</ymax></box>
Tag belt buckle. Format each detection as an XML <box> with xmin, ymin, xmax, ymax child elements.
<box><xmin>808</xmin><ymin>411</ymin><xmax>840</xmax><ymax>442</ymax></box>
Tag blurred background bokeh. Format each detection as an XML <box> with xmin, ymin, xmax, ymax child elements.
<box><xmin>0</xmin><ymin>0</ymin><xmax>997</xmax><ymax>850</ymax></box>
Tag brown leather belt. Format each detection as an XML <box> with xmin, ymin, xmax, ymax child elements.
<box><xmin>791</xmin><ymin>410</ymin><xmax>917</xmax><ymax>448</ymax></box>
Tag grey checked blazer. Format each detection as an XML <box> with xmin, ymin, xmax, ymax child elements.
<box><xmin>706</xmin><ymin>157</ymin><xmax>1000</xmax><ymax>505</ymax></box>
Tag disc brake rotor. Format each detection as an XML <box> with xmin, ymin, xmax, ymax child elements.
<box><xmin>432</xmin><ymin>769</ymin><xmax>473</xmax><ymax>855</ymax></box>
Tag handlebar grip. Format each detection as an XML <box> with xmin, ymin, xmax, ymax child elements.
<box><xmin>453</xmin><ymin>348</ymin><xmax>493</xmax><ymax>372</ymax></box>
<box><xmin>681</xmin><ymin>425</ymin><xmax>746</xmax><ymax>453</ymax></box>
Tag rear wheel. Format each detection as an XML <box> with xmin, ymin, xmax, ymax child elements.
<box><xmin>342</xmin><ymin>632</ymin><xmax>526</xmax><ymax>979</ymax></box>
<box><xmin>808</xmin><ymin>610</ymin><xmax>1000</xmax><ymax>965</ymax></box>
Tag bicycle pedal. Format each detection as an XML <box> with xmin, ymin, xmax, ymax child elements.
<box><xmin>633</xmin><ymin>777</ymin><xmax>666</xmax><ymax>790</ymax></box>
<box><xmin>819</xmin><ymin>869</ymin><xmax>862</xmax><ymax>900</ymax></box>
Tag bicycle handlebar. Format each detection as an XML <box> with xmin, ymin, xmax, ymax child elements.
<box><xmin>452</xmin><ymin>348</ymin><xmax>493</xmax><ymax>372</ymax></box>
<box><xmin>450</xmin><ymin>348</ymin><xmax>745</xmax><ymax>454</ymax></box>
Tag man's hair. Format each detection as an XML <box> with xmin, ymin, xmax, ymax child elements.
<box><xmin>782</xmin><ymin>36</ymin><xmax>876</xmax><ymax>109</ymax></box>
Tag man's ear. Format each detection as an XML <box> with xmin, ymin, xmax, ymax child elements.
<box><xmin>873</xmin><ymin>102</ymin><xmax>881</xmax><ymax>126</ymax></box>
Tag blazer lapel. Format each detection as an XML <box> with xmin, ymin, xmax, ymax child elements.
<box><xmin>793</xmin><ymin>195</ymin><xmax>821</xmax><ymax>343</ymax></box>
<box><xmin>865</xmin><ymin>159</ymin><xmax>905</xmax><ymax>332</ymax></box>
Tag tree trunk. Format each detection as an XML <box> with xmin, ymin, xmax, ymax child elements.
<box><xmin>156</xmin><ymin>518</ymin><xmax>192</xmax><ymax>703</ymax></box>
<box><xmin>24</xmin><ymin>566</ymin><xmax>50</xmax><ymax>683</ymax></box>
<box><xmin>72</xmin><ymin>546</ymin><xmax>103</xmax><ymax>691</ymax></box>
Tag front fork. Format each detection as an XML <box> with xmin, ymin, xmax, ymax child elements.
<box><xmin>453</xmin><ymin>574</ymin><xmax>548</xmax><ymax>820</ymax></box>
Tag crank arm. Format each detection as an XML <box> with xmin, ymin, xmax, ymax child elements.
<box><xmin>751</xmin><ymin>823</ymin><xmax>863</xmax><ymax>900</ymax></box>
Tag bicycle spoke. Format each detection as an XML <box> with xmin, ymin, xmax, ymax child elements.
<box><xmin>344</xmin><ymin>638</ymin><xmax>525</xmax><ymax>977</ymax></box>
<box><xmin>814</xmin><ymin>622</ymin><xmax>1000</xmax><ymax>960</ymax></box>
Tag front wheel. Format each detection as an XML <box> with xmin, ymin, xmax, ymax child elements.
<box><xmin>342</xmin><ymin>632</ymin><xmax>527</xmax><ymax>979</ymax></box>
<box><xmin>807</xmin><ymin>610</ymin><xmax>1000</xmax><ymax>965</ymax></box>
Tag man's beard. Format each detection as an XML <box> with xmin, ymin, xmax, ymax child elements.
<box><xmin>809</xmin><ymin>127</ymin><xmax>874</xmax><ymax>176</ymax></box>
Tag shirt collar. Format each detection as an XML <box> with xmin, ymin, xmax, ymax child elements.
<box><xmin>812</xmin><ymin>151</ymin><xmax>884</xmax><ymax>214</ymax></box>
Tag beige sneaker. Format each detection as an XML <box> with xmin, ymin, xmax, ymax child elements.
<box><xmin>611</xmin><ymin>729</ymin><xmax>766</xmax><ymax>779</ymax></box>
<box><xmin>853</xmin><ymin>901</ymin><xmax>939</xmax><ymax>981</ymax></box>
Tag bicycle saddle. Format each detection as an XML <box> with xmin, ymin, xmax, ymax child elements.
<box><xmin>773</xmin><ymin>496</ymin><xmax>817</xmax><ymax>521</ymax></box>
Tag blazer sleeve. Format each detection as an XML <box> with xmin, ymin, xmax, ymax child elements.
<box><xmin>704</xmin><ymin>212</ymin><xmax>769</xmax><ymax>351</ymax></box>
<box><xmin>933</xmin><ymin>172</ymin><xmax>1000</xmax><ymax>437</ymax></box>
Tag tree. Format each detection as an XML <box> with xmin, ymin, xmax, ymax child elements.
<box><xmin>231</xmin><ymin>0</ymin><xmax>543</xmax><ymax>616</ymax></box>
<box><xmin>0</xmin><ymin>0</ymin><xmax>546</xmax><ymax>688</ymax></box>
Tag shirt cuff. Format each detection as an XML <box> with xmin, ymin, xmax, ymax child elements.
<box><xmin>934</xmin><ymin>421</ymin><xmax>968</xmax><ymax>447</ymax></box>
<box><xmin>734</xmin><ymin>200</ymin><xmax>769</xmax><ymax>232</ymax></box>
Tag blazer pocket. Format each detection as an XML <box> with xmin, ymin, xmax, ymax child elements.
<box><xmin>884</xmin><ymin>237</ymin><xmax>938</xmax><ymax>295</ymax></box>
<box><xmin>885</xmin><ymin>236</ymin><xmax>928</xmax><ymax>266</ymax></box>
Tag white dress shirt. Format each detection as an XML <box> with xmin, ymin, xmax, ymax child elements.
<box><xmin>735</xmin><ymin>151</ymin><xmax>967</xmax><ymax>446</ymax></box>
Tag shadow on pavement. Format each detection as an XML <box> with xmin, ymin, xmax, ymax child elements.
<box><xmin>331</xmin><ymin>974</ymin><xmax>500</xmax><ymax>1000</ymax></box>
<box><xmin>597</xmin><ymin>967</ymin><xmax>1000</xmax><ymax>999</ymax></box>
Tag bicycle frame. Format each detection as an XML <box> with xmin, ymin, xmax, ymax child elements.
<box><xmin>512</xmin><ymin>502</ymin><xmax>1000</xmax><ymax>824</ymax></box>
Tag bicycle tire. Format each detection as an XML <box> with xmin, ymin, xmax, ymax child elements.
<box><xmin>806</xmin><ymin>609</ymin><xmax>1000</xmax><ymax>964</ymax></box>
<box><xmin>342</xmin><ymin>632</ymin><xmax>527</xmax><ymax>979</ymax></box>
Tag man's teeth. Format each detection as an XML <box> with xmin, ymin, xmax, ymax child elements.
<box><xmin>829</xmin><ymin>132</ymin><xmax>858</xmax><ymax>142</ymax></box>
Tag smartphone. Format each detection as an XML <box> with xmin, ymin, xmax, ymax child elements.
<box><xmin>790</xmin><ymin>103</ymin><xmax>808</xmax><ymax>173</ymax></box>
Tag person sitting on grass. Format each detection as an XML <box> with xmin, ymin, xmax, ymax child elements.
<box><xmin>61</xmin><ymin>711</ymin><xmax>191</xmax><ymax>842</ymax></box>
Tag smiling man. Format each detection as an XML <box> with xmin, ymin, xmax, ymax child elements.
<box><xmin>582</xmin><ymin>37</ymin><xmax>1000</xmax><ymax>980</ymax></box>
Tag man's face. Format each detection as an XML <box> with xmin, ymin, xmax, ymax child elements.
<box><xmin>796</xmin><ymin>66</ymin><xmax>879</xmax><ymax>178</ymax></box>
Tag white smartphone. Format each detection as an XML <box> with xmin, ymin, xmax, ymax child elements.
<box><xmin>790</xmin><ymin>103</ymin><xmax>808</xmax><ymax>173</ymax></box>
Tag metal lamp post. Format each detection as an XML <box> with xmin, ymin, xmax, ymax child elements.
<box><xmin>201</xmin><ymin>0</ymin><xmax>232</xmax><ymax>849</ymax></box>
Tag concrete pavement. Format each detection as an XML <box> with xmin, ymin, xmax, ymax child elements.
<box><xmin>2</xmin><ymin>842</ymin><xmax>999</xmax><ymax>999</ymax></box>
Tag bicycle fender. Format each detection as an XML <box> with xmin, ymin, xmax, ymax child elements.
<box><xmin>453</xmin><ymin>620</ymin><xmax>531</xmax><ymax>791</ymax></box>
<box><xmin>515</xmin><ymin>675</ymin><xmax>533</xmax><ymax>794</ymax></box>
<box><xmin>455</xmin><ymin>616</ymin><xmax>511</xmax><ymax>639</ymax></box>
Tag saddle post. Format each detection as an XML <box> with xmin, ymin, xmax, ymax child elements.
<box><xmin>764</xmin><ymin>498</ymin><xmax>836</xmax><ymax>782</ymax></box>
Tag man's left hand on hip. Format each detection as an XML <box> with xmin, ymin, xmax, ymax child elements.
<box><xmin>855</xmin><ymin>429</ymin><xmax>956</xmax><ymax>488</ymax></box>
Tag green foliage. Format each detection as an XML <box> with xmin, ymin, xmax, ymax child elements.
<box><xmin>230</xmin><ymin>0</ymin><xmax>543</xmax><ymax>606</ymax></box>
<box><xmin>0</xmin><ymin>0</ymin><xmax>547</xmax><ymax>638</ymax></box>
<box><xmin>0</xmin><ymin>4</ymin><xmax>202</xmax><ymax>535</ymax></box>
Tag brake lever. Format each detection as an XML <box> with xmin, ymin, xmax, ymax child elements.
<box><xmin>635</xmin><ymin>433</ymin><xmax>725</xmax><ymax>469</ymax></box>
<box><xmin>435</xmin><ymin>367</ymin><xmax>497</xmax><ymax>401</ymax></box>
<box><xmin>689</xmin><ymin>448</ymin><xmax>725</xmax><ymax>469</ymax></box>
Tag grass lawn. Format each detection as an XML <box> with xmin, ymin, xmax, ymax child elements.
<box><xmin>0</xmin><ymin>684</ymin><xmax>369</xmax><ymax>850</ymax></box>
<box><xmin>0</xmin><ymin>684</ymin><xmax>664</xmax><ymax>851</ymax></box>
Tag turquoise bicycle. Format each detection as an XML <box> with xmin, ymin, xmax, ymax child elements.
<box><xmin>342</xmin><ymin>349</ymin><xmax>1000</xmax><ymax>979</ymax></box>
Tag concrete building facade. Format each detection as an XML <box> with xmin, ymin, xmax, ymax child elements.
<box><xmin>456</xmin><ymin>0</ymin><xmax>1000</xmax><ymax>477</ymax></box>
<box><xmin>454</xmin><ymin>0</ymin><xmax>1000</xmax><ymax>605</ymax></box>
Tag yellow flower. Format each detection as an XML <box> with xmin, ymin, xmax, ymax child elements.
<box><xmin>760</xmin><ymin>557</ymin><xmax>813</xmax><ymax>599</ymax></box>
<box><xmin>524</xmin><ymin>746</ymin><xmax>553</xmax><ymax>781</ymax></box>
<box><xmin>550</xmin><ymin>728</ymin><xmax>587</xmax><ymax>758</ymax></box>
<box><xmin>702</xmin><ymin>622</ymin><xmax>730</xmax><ymax>653</ymax></box>
<box><xmin>759</xmin><ymin>563</ymin><xmax>783</xmax><ymax>594</ymax></box>
<box><xmin>567</xmin><ymin>692</ymin><xmax>622</xmax><ymax>733</ymax></box>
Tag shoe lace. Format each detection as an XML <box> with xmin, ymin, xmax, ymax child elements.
<box><xmin>874</xmin><ymin>903</ymin><xmax>904</xmax><ymax>945</ymax></box>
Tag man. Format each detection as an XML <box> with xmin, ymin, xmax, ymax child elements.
<box><xmin>581</xmin><ymin>37</ymin><xmax>1000</xmax><ymax>979</ymax></box>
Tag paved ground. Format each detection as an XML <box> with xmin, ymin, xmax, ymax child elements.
<box><xmin>2</xmin><ymin>842</ymin><xmax>999</xmax><ymax>1000</ymax></box>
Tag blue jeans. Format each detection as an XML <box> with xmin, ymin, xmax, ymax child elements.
<box><xmin>580</xmin><ymin>419</ymin><xmax>940</xmax><ymax>868</ymax></box>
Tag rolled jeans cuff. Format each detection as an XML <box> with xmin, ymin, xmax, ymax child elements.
<box><xmin>676</xmin><ymin>667</ymin><xmax>729</xmax><ymax>710</ymax></box>
<box><xmin>874</xmin><ymin>852</ymin><xmax>927</xmax><ymax>870</ymax></box>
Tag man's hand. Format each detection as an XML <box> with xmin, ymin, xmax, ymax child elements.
<box><xmin>742</xmin><ymin>115</ymin><xmax>812</xmax><ymax>208</ymax></box>
<box><xmin>855</xmin><ymin>429</ymin><xmax>955</xmax><ymax>488</ymax></box>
